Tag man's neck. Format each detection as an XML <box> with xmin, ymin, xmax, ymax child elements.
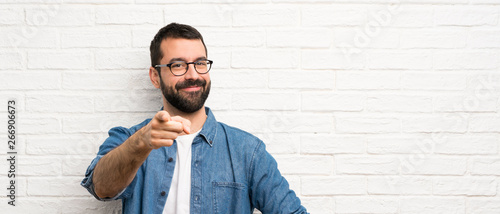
<box><xmin>163</xmin><ymin>103</ymin><xmax>207</xmax><ymax>134</ymax></box>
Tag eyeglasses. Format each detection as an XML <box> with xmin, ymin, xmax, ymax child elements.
<box><xmin>155</xmin><ymin>59</ymin><xmax>213</xmax><ymax>76</ymax></box>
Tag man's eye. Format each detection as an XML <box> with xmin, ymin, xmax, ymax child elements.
<box><xmin>196</xmin><ymin>61</ymin><xmax>207</xmax><ymax>66</ymax></box>
<box><xmin>171</xmin><ymin>63</ymin><xmax>184</xmax><ymax>68</ymax></box>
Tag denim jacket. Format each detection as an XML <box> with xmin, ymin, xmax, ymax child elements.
<box><xmin>81</xmin><ymin>107</ymin><xmax>308</xmax><ymax>214</ymax></box>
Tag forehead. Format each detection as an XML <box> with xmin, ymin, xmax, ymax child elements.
<box><xmin>160</xmin><ymin>38</ymin><xmax>206</xmax><ymax>61</ymax></box>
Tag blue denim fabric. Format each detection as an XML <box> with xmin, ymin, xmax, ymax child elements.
<box><xmin>81</xmin><ymin>107</ymin><xmax>308</xmax><ymax>214</ymax></box>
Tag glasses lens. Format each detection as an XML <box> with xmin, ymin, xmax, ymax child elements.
<box><xmin>170</xmin><ymin>62</ymin><xmax>187</xmax><ymax>75</ymax></box>
<box><xmin>195</xmin><ymin>60</ymin><xmax>211</xmax><ymax>73</ymax></box>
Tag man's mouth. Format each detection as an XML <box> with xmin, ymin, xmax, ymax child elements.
<box><xmin>180</xmin><ymin>86</ymin><xmax>202</xmax><ymax>92</ymax></box>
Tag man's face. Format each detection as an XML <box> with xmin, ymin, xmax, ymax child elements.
<box><xmin>157</xmin><ymin>38</ymin><xmax>211</xmax><ymax>113</ymax></box>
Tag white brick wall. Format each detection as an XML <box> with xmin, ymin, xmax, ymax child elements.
<box><xmin>0</xmin><ymin>1</ymin><xmax>499</xmax><ymax>213</ymax></box>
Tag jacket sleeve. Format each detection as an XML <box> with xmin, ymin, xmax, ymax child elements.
<box><xmin>80</xmin><ymin>126</ymin><xmax>137</xmax><ymax>201</ymax></box>
<box><xmin>248</xmin><ymin>141</ymin><xmax>309</xmax><ymax>214</ymax></box>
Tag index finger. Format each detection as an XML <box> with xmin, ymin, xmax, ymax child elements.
<box><xmin>154</xmin><ymin>110</ymin><xmax>171</xmax><ymax>122</ymax></box>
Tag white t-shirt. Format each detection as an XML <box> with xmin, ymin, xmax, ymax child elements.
<box><xmin>163</xmin><ymin>130</ymin><xmax>200</xmax><ymax>214</ymax></box>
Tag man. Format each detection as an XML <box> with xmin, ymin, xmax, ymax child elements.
<box><xmin>81</xmin><ymin>23</ymin><xmax>308</xmax><ymax>214</ymax></box>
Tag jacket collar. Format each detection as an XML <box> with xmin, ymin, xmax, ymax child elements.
<box><xmin>199</xmin><ymin>107</ymin><xmax>217</xmax><ymax>147</ymax></box>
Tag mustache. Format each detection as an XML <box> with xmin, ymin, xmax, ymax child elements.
<box><xmin>175</xmin><ymin>79</ymin><xmax>206</xmax><ymax>90</ymax></box>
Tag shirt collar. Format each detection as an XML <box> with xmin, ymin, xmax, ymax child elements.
<box><xmin>199</xmin><ymin>107</ymin><xmax>217</xmax><ymax>147</ymax></box>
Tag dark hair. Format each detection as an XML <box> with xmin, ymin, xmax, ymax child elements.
<box><xmin>150</xmin><ymin>23</ymin><xmax>207</xmax><ymax>67</ymax></box>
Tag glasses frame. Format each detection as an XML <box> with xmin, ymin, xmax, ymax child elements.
<box><xmin>155</xmin><ymin>59</ymin><xmax>213</xmax><ymax>76</ymax></box>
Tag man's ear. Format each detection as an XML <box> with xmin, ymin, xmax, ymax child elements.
<box><xmin>149</xmin><ymin>67</ymin><xmax>161</xmax><ymax>89</ymax></box>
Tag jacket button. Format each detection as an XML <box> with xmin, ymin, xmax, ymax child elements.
<box><xmin>168</xmin><ymin>157</ymin><xmax>173</xmax><ymax>162</ymax></box>
<box><xmin>161</xmin><ymin>191</ymin><xmax>166</xmax><ymax>196</ymax></box>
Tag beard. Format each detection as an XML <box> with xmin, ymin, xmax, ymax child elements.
<box><xmin>159</xmin><ymin>77</ymin><xmax>211</xmax><ymax>113</ymax></box>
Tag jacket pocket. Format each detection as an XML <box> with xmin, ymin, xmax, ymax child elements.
<box><xmin>212</xmin><ymin>182</ymin><xmax>251</xmax><ymax>214</ymax></box>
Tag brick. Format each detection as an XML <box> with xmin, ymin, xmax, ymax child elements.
<box><xmin>204</xmin><ymin>89</ymin><xmax>232</xmax><ymax>111</ymax></box>
<box><xmin>203</xmin><ymin>28</ymin><xmax>264</xmax><ymax>47</ymax></box>
<box><xmin>165</xmin><ymin>5</ymin><xmax>231</xmax><ymax>27</ymax></box>
<box><xmin>334</xmin><ymin>27</ymin><xmax>399</xmax><ymax>49</ymax></box>
<box><xmin>2</xmin><ymin>198</ymin><xmax>60</xmax><ymax>214</ymax></box>
<box><xmin>62</xmin><ymin>156</ymin><xmax>95</xmax><ymax>176</ymax></box>
<box><xmin>302</xmin><ymin>93</ymin><xmax>364</xmax><ymax>112</ymax></box>
<box><xmin>367</xmin><ymin>136</ymin><xmax>431</xmax><ymax>154</ymax></box>
<box><xmin>366</xmin><ymin>95</ymin><xmax>433</xmax><ymax>112</ymax></box>
<box><xmin>434</xmin><ymin>6</ymin><xmax>498</xmax><ymax>26</ymax></box>
<box><xmin>232</xmin><ymin>49</ymin><xmax>299</xmax><ymax>69</ymax></box>
<box><xmin>138</xmin><ymin>0</ymin><xmax>197</xmax><ymax>2</ymax></box>
<box><xmin>96</xmin><ymin>6</ymin><xmax>162</xmax><ymax>25</ymax></box>
<box><xmin>367</xmin><ymin>50</ymin><xmax>432</xmax><ymax>70</ymax></box>
<box><xmin>0</xmin><ymin>177</ymin><xmax>26</xmax><ymax>196</ymax></box>
<box><xmin>232</xmin><ymin>92</ymin><xmax>299</xmax><ymax>110</ymax></box>
<box><xmin>132</xmin><ymin>27</ymin><xmax>159</xmax><ymax>48</ymax></box>
<box><xmin>402</xmin><ymin>71</ymin><xmax>467</xmax><ymax>90</ymax></box>
<box><xmin>336</xmin><ymin>70</ymin><xmax>400</xmax><ymax>90</ymax></box>
<box><xmin>28</xmin><ymin>177</ymin><xmax>89</xmax><ymax>196</ymax></box>
<box><xmin>0</xmin><ymin>71</ymin><xmax>60</xmax><ymax>90</ymax></box>
<box><xmin>18</xmin><ymin>157</ymin><xmax>61</xmax><ymax>176</ymax></box>
<box><xmin>300</xmin><ymin>197</ymin><xmax>334</xmax><ymax>214</ymax></box>
<box><xmin>62</xmin><ymin>71</ymin><xmax>138</xmax><ymax>90</ymax></box>
<box><xmin>402</xmin><ymin>115</ymin><xmax>468</xmax><ymax>133</ymax></box>
<box><xmin>435</xmin><ymin>136</ymin><xmax>498</xmax><ymax>155</ymax></box>
<box><xmin>26</xmin><ymin>94</ymin><xmax>93</xmax><ymax>113</ymax></box>
<box><xmin>63</xmin><ymin>113</ymin><xmax>151</xmax><ymax>133</ymax></box>
<box><xmin>95</xmin><ymin>50</ymin><xmax>150</xmax><ymax>70</ymax></box>
<box><xmin>402</xmin><ymin>157</ymin><xmax>466</xmax><ymax>175</ymax></box>
<box><xmin>336</xmin><ymin>156</ymin><xmax>400</xmax><ymax>175</ymax></box>
<box><xmin>391</xmin><ymin>5</ymin><xmax>433</xmax><ymax>27</ymax></box>
<box><xmin>0</xmin><ymin>51</ymin><xmax>23</xmax><ymax>69</ymax></box>
<box><xmin>269</xmin><ymin>70</ymin><xmax>335</xmax><ymax>89</ymax></box>
<box><xmin>257</xmin><ymin>133</ymin><xmax>300</xmax><ymax>154</ymax></box>
<box><xmin>233</xmin><ymin>6</ymin><xmax>299</xmax><ymax>27</ymax></box>
<box><xmin>0</xmin><ymin>8</ymin><xmax>24</xmax><ymax>25</ymax></box>
<box><xmin>302</xmin><ymin>176</ymin><xmax>365</xmax><ymax>195</ymax></box>
<box><xmin>400</xmin><ymin>29</ymin><xmax>466</xmax><ymax>48</ymax></box>
<box><xmin>25</xmin><ymin>134</ymin><xmax>98</xmax><ymax>155</ymax></box>
<box><xmin>208</xmin><ymin>49</ymin><xmax>230</xmax><ymax>69</ymax></box>
<box><xmin>336</xmin><ymin>117</ymin><xmax>400</xmax><ymax>134</ymax></box>
<box><xmin>19</xmin><ymin>115</ymin><xmax>60</xmax><ymax>134</ymax></box>
<box><xmin>60</xmin><ymin>198</ymin><xmax>122</xmax><ymax>214</ymax></box>
<box><xmin>267</xmin><ymin>28</ymin><xmax>332</xmax><ymax>48</ymax></box>
<box><xmin>60</xmin><ymin>0</ymin><xmax>132</xmax><ymax>3</ymax></box>
<box><xmin>399</xmin><ymin>0</ymin><xmax>468</xmax><ymax>3</ymax></box>
<box><xmin>434</xmin><ymin>95</ymin><xmax>498</xmax><ymax>112</ymax></box>
<box><xmin>211</xmin><ymin>70</ymin><xmax>267</xmax><ymax>89</ymax></box>
<box><xmin>468</xmin><ymin>198</ymin><xmax>500</xmax><ymax>214</ymax></box>
<box><xmin>434</xmin><ymin>51</ymin><xmax>498</xmax><ymax>70</ymax></box>
<box><xmin>95</xmin><ymin>91</ymin><xmax>162</xmax><ymax>112</ymax></box>
<box><xmin>471</xmin><ymin>0</ymin><xmax>500</xmax><ymax>3</ymax></box>
<box><xmin>61</xmin><ymin>27</ymin><xmax>131</xmax><ymax>48</ymax></box>
<box><xmin>283</xmin><ymin>175</ymin><xmax>301</xmax><ymax>196</ymax></box>
<box><xmin>0</xmin><ymin>93</ymin><xmax>25</xmax><ymax>113</ymax></box>
<box><xmin>26</xmin><ymin>5</ymin><xmax>93</xmax><ymax>26</ymax></box>
<box><xmin>302</xmin><ymin>5</ymin><xmax>367</xmax><ymax>26</ymax></box>
<box><xmin>368</xmin><ymin>176</ymin><xmax>432</xmax><ymax>195</ymax></box>
<box><xmin>401</xmin><ymin>197</ymin><xmax>465</xmax><ymax>214</ymax></box>
<box><xmin>469</xmin><ymin>116</ymin><xmax>500</xmax><ymax>133</ymax></box>
<box><xmin>434</xmin><ymin>177</ymin><xmax>497</xmax><ymax>196</ymax></box>
<box><xmin>300</xmin><ymin>135</ymin><xmax>365</xmax><ymax>154</ymax></box>
<box><xmin>275</xmin><ymin>156</ymin><xmax>333</xmax><ymax>175</ymax></box>
<box><xmin>216</xmin><ymin>112</ymin><xmax>332</xmax><ymax>133</ymax></box>
<box><xmin>471</xmin><ymin>158</ymin><xmax>500</xmax><ymax>175</ymax></box>
<box><xmin>336</xmin><ymin>197</ymin><xmax>399</xmax><ymax>213</ymax></box>
<box><xmin>0</xmin><ymin>27</ymin><xmax>59</xmax><ymax>48</ymax></box>
<box><xmin>28</xmin><ymin>51</ymin><xmax>91</xmax><ymax>70</ymax></box>
<box><xmin>302</xmin><ymin>50</ymin><xmax>364</xmax><ymax>70</ymax></box>
<box><xmin>470</xmin><ymin>30</ymin><xmax>500</xmax><ymax>48</ymax></box>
